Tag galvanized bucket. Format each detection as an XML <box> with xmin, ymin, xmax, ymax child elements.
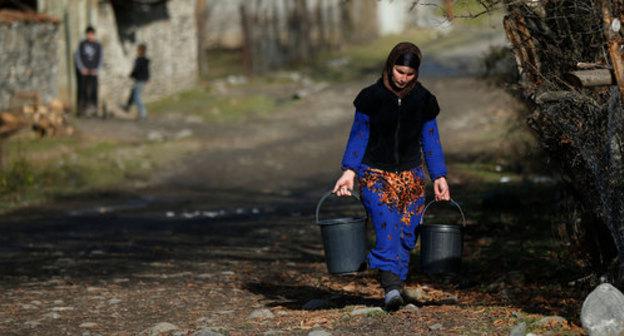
<box><xmin>315</xmin><ymin>191</ymin><xmax>368</xmax><ymax>274</ymax></box>
<box><xmin>419</xmin><ymin>199</ymin><xmax>466</xmax><ymax>275</ymax></box>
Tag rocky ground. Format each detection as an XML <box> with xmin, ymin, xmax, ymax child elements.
<box><xmin>0</xmin><ymin>27</ymin><xmax>591</xmax><ymax>335</ymax></box>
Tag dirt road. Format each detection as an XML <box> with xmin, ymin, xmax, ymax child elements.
<box><xmin>0</xmin><ymin>28</ymin><xmax>587</xmax><ymax>336</ymax></box>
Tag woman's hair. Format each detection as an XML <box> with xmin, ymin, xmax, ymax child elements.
<box><xmin>382</xmin><ymin>42</ymin><xmax>422</xmax><ymax>97</ymax></box>
<box><xmin>395</xmin><ymin>52</ymin><xmax>420</xmax><ymax>69</ymax></box>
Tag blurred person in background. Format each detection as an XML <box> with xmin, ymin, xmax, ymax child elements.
<box><xmin>75</xmin><ymin>26</ymin><xmax>102</xmax><ymax>117</ymax></box>
<box><xmin>124</xmin><ymin>43</ymin><xmax>150</xmax><ymax>120</ymax></box>
<box><xmin>333</xmin><ymin>42</ymin><xmax>451</xmax><ymax>311</ymax></box>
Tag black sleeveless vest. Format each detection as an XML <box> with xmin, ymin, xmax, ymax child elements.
<box><xmin>353</xmin><ymin>78</ymin><xmax>440</xmax><ymax>171</ymax></box>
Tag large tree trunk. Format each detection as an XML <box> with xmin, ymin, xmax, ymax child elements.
<box><xmin>239</xmin><ymin>3</ymin><xmax>254</xmax><ymax>75</ymax></box>
<box><xmin>291</xmin><ymin>0</ymin><xmax>312</xmax><ymax>63</ymax></box>
<box><xmin>195</xmin><ymin>0</ymin><xmax>210</xmax><ymax>78</ymax></box>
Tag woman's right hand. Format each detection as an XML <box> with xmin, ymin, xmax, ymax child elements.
<box><xmin>333</xmin><ymin>169</ymin><xmax>356</xmax><ymax>197</ymax></box>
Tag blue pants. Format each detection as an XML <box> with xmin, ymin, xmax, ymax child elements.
<box><xmin>127</xmin><ymin>81</ymin><xmax>147</xmax><ymax>119</ymax></box>
<box><xmin>358</xmin><ymin>165</ymin><xmax>426</xmax><ymax>281</ymax></box>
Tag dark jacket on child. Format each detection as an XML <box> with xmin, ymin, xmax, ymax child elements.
<box><xmin>130</xmin><ymin>56</ymin><xmax>150</xmax><ymax>81</ymax></box>
<box><xmin>75</xmin><ymin>40</ymin><xmax>102</xmax><ymax>71</ymax></box>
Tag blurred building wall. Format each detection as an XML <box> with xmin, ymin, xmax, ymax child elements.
<box><xmin>199</xmin><ymin>0</ymin><xmax>380</xmax><ymax>50</ymax></box>
<box><xmin>0</xmin><ymin>11</ymin><xmax>59</xmax><ymax>110</ymax></box>
<box><xmin>377</xmin><ymin>0</ymin><xmax>443</xmax><ymax>35</ymax></box>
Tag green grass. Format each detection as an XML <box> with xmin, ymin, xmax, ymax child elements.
<box><xmin>5</xmin><ymin>136</ymin><xmax>78</xmax><ymax>154</ymax></box>
<box><xmin>0</xmin><ymin>134</ymin><xmax>198</xmax><ymax>213</ymax></box>
<box><xmin>0</xmin><ymin>55</ymin><xmax>286</xmax><ymax>213</ymax></box>
<box><xmin>202</xmin><ymin>48</ymin><xmax>246</xmax><ymax>80</ymax></box>
<box><xmin>147</xmin><ymin>85</ymin><xmax>279</xmax><ymax>123</ymax></box>
<box><xmin>450</xmin><ymin>162</ymin><xmax>520</xmax><ymax>183</ymax></box>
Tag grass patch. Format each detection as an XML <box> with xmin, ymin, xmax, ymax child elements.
<box><xmin>0</xmin><ymin>134</ymin><xmax>199</xmax><ymax>214</ymax></box>
<box><xmin>202</xmin><ymin>48</ymin><xmax>246</xmax><ymax>80</ymax></box>
<box><xmin>148</xmin><ymin>85</ymin><xmax>278</xmax><ymax>123</ymax></box>
<box><xmin>450</xmin><ymin>162</ymin><xmax>517</xmax><ymax>183</ymax></box>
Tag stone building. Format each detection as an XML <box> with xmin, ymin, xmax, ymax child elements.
<box><xmin>0</xmin><ymin>10</ymin><xmax>59</xmax><ymax>110</ymax></box>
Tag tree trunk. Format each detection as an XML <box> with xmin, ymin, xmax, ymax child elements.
<box><xmin>444</xmin><ymin>0</ymin><xmax>454</xmax><ymax>21</ymax></box>
<box><xmin>239</xmin><ymin>3</ymin><xmax>254</xmax><ymax>76</ymax></box>
<box><xmin>598</xmin><ymin>0</ymin><xmax>624</xmax><ymax>104</ymax></box>
<box><xmin>195</xmin><ymin>0</ymin><xmax>208</xmax><ymax>78</ymax></box>
<box><xmin>292</xmin><ymin>0</ymin><xmax>311</xmax><ymax>62</ymax></box>
<box><xmin>339</xmin><ymin>0</ymin><xmax>354</xmax><ymax>44</ymax></box>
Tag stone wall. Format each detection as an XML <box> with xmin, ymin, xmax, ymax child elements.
<box><xmin>0</xmin><ymin>11</ymin><xmax>59</xmax><ymax>110</ymax></box>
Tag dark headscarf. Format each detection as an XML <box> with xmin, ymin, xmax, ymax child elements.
<box><xmin>382</xmin><ymin>42</ymin><xmax>422</xmax><ymax>98</ymax></box>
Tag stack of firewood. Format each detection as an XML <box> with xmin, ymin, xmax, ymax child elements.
<box><xmin>24</xmin><ymin>99</ymin><xmax>73</xmax><ymax>137</ymax></box>
<box><xmin>0</xmin><ymin>111</ymin><xmax>25</xmax><ymax>139</ymax></box>
<box><xmin>1</xmin><ymin>92</ymin><xmax>74</xmax><ymax>138</ymax></box>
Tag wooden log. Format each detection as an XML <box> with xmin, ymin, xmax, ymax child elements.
<box><xmin>577</xmin><ymin>62</ymin><xmax>610</xmax><ymax>70</ymax></box>
<box><xmin>0</xmin><ymin>112</ymin><xmax>25</xmax><ymax>138</ymax></box>
<box><xmin>564</xmin><ymin>69</ymin><xmax>615</xmax><ymax>87</ymax></box>
<box><xmin>598</xmin><ymin>0</ymin><xmax>624</xmax><ymax>103</ymax></box>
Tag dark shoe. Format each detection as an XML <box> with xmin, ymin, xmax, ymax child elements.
<box><xmin>384</xmin><ymin>289</ymin><xmax>404</xmax><ymax>312</ymax></box>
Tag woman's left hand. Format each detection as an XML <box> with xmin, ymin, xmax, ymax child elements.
<box><xmin>434</xmin><ymin>177</ymin><xmax>450</xmax><ymax>201</ymax></box>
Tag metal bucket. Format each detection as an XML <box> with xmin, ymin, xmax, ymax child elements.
<box><xmin>315</xmin><ymin>191</ymin><xmax>368</xmax><ymax>274</ymax></box>
<box><xmin>419</xmin><ymin>199</ymin><xmax>466</xmax><ymax>275</ymax></box>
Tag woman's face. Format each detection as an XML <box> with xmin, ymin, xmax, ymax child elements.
<box><xmin>391</xmin><ymin>65</ymin><xmax>416</xmax><ymax>88</ymax></box>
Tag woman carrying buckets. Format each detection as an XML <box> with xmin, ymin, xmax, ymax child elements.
<box><xmin>332</xmin><ymin>42</ymin><xmax>451</xmax><ymax>311</ymax></box>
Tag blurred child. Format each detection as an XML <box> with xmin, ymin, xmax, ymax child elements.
<box><xmin>124</xmin><ymin>44</ymin><xmax>150</xmax><ymax>120</ymax></box>
<box><xmin>75</xmin><ymin>26</ymin><xmax>102</xmax><ymax>116</ymax></box>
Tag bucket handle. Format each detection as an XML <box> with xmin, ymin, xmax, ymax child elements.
<box><xmin>419</xmin><ymin>199</ymin><xmax>466</xmax><ymax>227</ymax></box>
<box><xmin>315</xmin><ymin>191</ymin><xmax>361</xmax><ymax>224</ymax></box>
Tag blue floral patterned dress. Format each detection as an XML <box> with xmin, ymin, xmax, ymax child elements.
<box><xmin>340</xmin><ymin>109</ymin><xmax>447</xmax><ymax>280</ymax></box>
